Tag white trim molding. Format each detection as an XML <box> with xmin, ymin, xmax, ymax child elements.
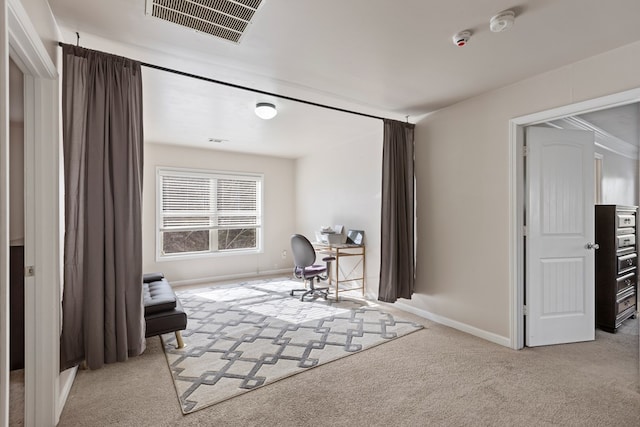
<box><xmin>551</xmin><ymin>116</ymin><xmax>639</xmax><ymax>159</ymax></box>
<box><xmin>7</xmin><ymin>0</ymin><xmax>56</xmax><ymax>79</ymax></box>
<box><xmin>1</xmin><ymin>2</ymin><xmax>11</xmax><ymax>425</ymax></box>
<box><xmin>56</xmin><ymin>367</ymin><xmax>77</xmax><ymax>424</ymax></box>
<box><xmin>394</xmin><ymin>302</ymin><xmax>511</xmax><ymax>348</ymax></box>
<box><xmin>6</xmin><ymin>0</ymin><xmax>62</xmax><ymax>426</ymax></box>
<box><xmin>23</xmin><ymin>75</ymin><xmax>60</xmax><ymax>427</ymax></box>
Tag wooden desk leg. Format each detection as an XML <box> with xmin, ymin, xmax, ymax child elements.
<box><xmin>335</xmin><ymin>251</ymin><xmax>340</xmax><ymax>301</ymax></box>
<box><xmin>362</xmin><ymin>248</ymin><xmax>366</xmax><ymax>296</ymax></box>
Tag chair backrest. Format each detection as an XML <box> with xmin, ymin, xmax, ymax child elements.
<box><xmin>291</xmin><ymin>234</ymin><xmax>316</xmax><ymax>268</ymax></box>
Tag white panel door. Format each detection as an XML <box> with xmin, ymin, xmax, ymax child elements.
<box><xmin>526</xmin><ymin>126</ymin><xmax>595</xmax><ymax>347</ymax></box>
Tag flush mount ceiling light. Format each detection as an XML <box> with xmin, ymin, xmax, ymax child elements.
<box><xmin>255</xmin><ymin>102</ymin><xmax>277</xmax><ymax>120</ymax></box>
<box><xmin>490</xmin><ymin>10</ymin><xmax>515</xmax><ymax>33</ymax></box>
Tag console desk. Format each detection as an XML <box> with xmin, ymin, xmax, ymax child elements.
<box><xmin>313</xmin><ymin>242</ymin><xmax>365</xmax><ymax>300</ymax></box>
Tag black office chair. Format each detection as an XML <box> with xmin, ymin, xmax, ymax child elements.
<box><xmin>290</xmin><ymin>234</ymin><xmax>335</xmax><ymax>301</ymax></box>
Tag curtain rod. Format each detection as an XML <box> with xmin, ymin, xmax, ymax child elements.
<box><xmin>57</xmin><ymin>41</ymin><xmax>392</xmax><ymax>122</ymax></box>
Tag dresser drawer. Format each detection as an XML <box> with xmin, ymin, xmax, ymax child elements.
<box><xmin>616</xmin><ymin>290</ymin><xmax>636</xmax><ymax>316</ymax></box>
<box><xmin>616</xmin><ymin>272</ymin><xmax>636</xmax><ymax>293</ymax></box>
<box><xmin>617</xmin><ymin>253</ymin><xmax>637</xmax><ymax>273</ymax></box>
<box><xmin>617</xmin><ymin>214</ymin><xmax>636</xmax><ymax>228</ymax></box>
<box><xmin>617</xmin><ymin>234</ymin><xmax>636</xmax><ymax>249</ymax></box>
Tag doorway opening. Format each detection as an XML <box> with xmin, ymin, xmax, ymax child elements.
<box><xmin>510</xmin><ymin>87</ymin><xmax>640</xmax><ymax>350</ymax></box>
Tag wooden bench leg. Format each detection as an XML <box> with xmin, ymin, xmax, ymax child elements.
<box><xmin>175</xmin><ymin>331</ymin><xmax>186</xmax><ymax>349</ymax></box>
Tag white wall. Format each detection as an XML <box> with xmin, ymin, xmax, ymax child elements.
<box><xmin>596</xmin><ymin>147</ymin><xmax>638</xmax><ymax>206</ymax></box>
<box><xmin>143</xmin><ymin>143</ymin><xmax>296</xmax><ymax>284</ymax></box>
<box><xmin>9</xmin><ymin>122</ymin><xmax>23</xmax><ymax>244</ymax></box>
<box><xmin>9</xmin><ymin>58</ymin><xmax>24</xmax><ymax>244</ymax></box>
<box><xmin>295</xmin><ymin>125</ymin><xmax>383</xmax><ymax>295</ymax></box>
<box><xmin>411</xmin><ymin>40</ymin><xmax>640</xmax><ymax>341</ymax></box>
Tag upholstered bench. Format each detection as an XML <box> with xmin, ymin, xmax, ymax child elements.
<box><xmin>143</xmin><ymin>272</ymin><xmax>187</xmax><ymax>349</ymax></box>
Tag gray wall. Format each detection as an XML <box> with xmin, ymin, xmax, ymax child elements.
<box><xmin>410</xmin><ymin>39</ymin><xmax>640</xmax><ymax>342</ymax></box>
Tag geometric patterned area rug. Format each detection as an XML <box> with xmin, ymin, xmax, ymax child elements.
<box><xmin>161</xmin><ymin>277</ymin><xmax>423</xmax><ymax>414</ymax></box>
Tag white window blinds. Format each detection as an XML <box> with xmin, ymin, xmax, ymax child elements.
<box><xmin>157</xmin><ymin>168</ymin><xmax>263</xmax><ymax>256</ymax></box>
<box><xmin>161</xmin><ymin>175</ymin><xmax>213</xmax><ymax>229</ymax></box>
<box><xmin>217</xmin><ymin>178</ymin><xmax>260</xmax><ymax>227</ymax></box>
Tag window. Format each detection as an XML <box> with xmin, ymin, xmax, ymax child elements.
<box><xmin>157</xmin><ymin>168</ymin><xmax>263</xmax><ymax>259</ymax></box>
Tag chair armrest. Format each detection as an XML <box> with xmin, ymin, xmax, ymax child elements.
<box><xmin>322</xmin><ymin>256</ymin><xmax>336</xmax><ymax>262</ymax></box>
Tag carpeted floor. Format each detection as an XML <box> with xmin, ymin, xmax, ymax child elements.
<box><xmin>55</xmin><ymin>300</ymin><xmax>640</xmax><ymax>426</ymax></box>
<box><xmin>9</xmin><ymin>369</ymin><xmax>24</xmax><ymax>426</ymax></box>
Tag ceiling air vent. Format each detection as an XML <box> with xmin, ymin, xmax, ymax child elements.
<box><xmin>145</xmin><ymin>0</ymin><xmax>264</xmax><ymax>44</ymax></box>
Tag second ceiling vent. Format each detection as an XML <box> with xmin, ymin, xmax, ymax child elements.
<box><xmin>146</xmin><ymin>0</ymin><xmax>264</xmax><ymax>44</ymax></box>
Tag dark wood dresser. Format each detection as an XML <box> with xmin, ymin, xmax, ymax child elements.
<box><xmin>595</xmin><ymin>205</ymin><xmax>638</xmax><ymax>333</ymax></box>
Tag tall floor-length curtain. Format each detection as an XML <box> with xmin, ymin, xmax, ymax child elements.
<box><xmin>378</xmin><ymin>119</ymin><xmax>415</xmax><ymax>303</ymax></box>
<box><xmin>60</xmin><ymin>44</ymin><xmax>145</xmax><ymax>370</ymax></box>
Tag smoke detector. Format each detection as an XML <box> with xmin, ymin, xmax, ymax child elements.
<box><xmin>490</xmin><ymin>10</ymin><xmax>515</xmax><ymax>33</ymax></box>
<box><xmin>452</xmin><ymin>30</ymin><xmax>472</xmax><ymax>47</ymax></box>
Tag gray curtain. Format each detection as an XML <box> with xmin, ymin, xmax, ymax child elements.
<box><xmin>378</xmin><ymin>119</ymin><xmax>415</xmax><ymax>303</ymax></box>
<box><xmin>60</xmin><ymin>44</ymin><xmax>145</xmax><ymax>370</ymax></box>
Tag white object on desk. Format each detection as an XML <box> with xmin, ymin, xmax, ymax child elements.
<box><xmin>315</xmin><ymin>224</ymin><xmax>346</xmax><ymax>244</ymax></box>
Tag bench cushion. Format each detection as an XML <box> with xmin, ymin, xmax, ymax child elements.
<box><xmin>143</xmin><ymin>279</ymin><xmax>177</xmax><ymax>315</ymax></box>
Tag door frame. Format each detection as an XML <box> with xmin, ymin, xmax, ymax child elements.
<box><xmin>509</xmin><ymin>87</ymin><xmax>640</xmax><ymax>349</ymax></box>
<box><xmin>2</xmin><ymin>0</ymin><xmax>66</xmax><ymax>426</ymax></box>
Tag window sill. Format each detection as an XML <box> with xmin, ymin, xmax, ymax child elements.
<box><xmin>156</xmin><ymin>248</ymin><xmax>263</xmax><ymax>263</ymax></box>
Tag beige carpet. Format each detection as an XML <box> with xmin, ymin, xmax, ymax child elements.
<box><xmin>161</xmin><ymin>278</ymin><xmax>422</xmax><ymax>413</ymax></box>
<box><xmin>58</xmin><ymin>306</ymin><xmax>639</xmax><ymax>426</ymax></box>
<box><xmin>9</xmin><ymin>369</ymin><xmax>24</xmax><ymax>426</ymax></box>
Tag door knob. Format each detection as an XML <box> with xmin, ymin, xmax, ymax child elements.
<box><xmin>586</xmin><ymin>242</ymin><xmax>600</xmax><ymax>250</ymax></box>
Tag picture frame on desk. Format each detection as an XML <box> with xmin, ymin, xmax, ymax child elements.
<box><xmin>347</xmin><ymin>229</ymin><xmax>364</xmax><ymax>245</ymax></box>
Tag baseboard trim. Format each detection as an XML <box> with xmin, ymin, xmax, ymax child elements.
<box><xmin>171</xmin><ymin>269</ymin><xmax>292</xmax><ymax>288</ymax></box>
<box><xmin>393</xmin><ymin>302</ymin><xmax>512</xmax><ymax>348</ymax></box>
<box><xmin>56</xmin><ymin>366</ymin><xmax>78</xmax><ymax>424</ymax></box>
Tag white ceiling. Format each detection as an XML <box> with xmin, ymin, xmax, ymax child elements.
<box><xmin>47</xmin><ymin>0</ymin><xmax>640</xmax><ymax>157</ymax></box>
<box><xmin>142</xmin><ymin>66</ymin><xmax>381</xmax><ymax>158</ymax></box>
<box><xmin>577</xmin><ymin>104</ymin><xmax>640</xmax><ymax>146</ymax></box>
